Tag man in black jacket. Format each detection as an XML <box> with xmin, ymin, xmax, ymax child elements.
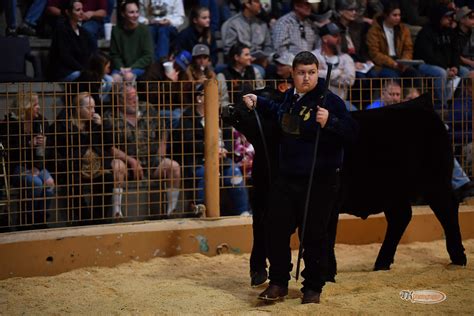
<box><xmin>414</xmin><ymin>4</ymin><xmax>468</xmax><ymax>102</ymax></box>
<box><xmin>243</xmin><ymin>51</ymin><xmax>358</xmax><ymax>304</ymax></box>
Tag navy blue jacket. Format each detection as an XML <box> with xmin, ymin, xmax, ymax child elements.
<box><xmin>256</xmin><ymin>79</ymin><xmax>358</xmax><ymax>176</ymax></box>
<box><xmin>174</xmin><ymin>25</ymin><xmax>218</xmax><ymax>65</ymax></box>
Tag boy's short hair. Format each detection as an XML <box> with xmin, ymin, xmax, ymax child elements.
<box><xmin>293</xmin><ymin>51</ymin><xmax>319</xmax><ymax>69</ymax></box>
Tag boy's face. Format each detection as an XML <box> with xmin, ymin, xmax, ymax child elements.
<box><xmin>292</xmin><ymin>63</ymin><xmax>318</xmax><ymax>93</ymax></box>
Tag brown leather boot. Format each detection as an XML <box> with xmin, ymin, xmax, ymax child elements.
<box><xmin>258</xmin><ymin>284</ymin><xmax>288</xmax><ymax>301</ymax></box>
<box><xmin>301</xmin><ymin>289</ymin><xmax>321</xmax><ymax>304</ymax></box>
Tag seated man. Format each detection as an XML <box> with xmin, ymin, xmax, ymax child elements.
<box><xmin>221</xmin><ymin>0</ymin><xmax>273</xmax><ymax>75</ymax></box>
<box><xmin>173</xmin><ymin>84</ymin><xmax>250</xmax><ymax>216</ymax></box>
<box><xmin>104</xmin><ymin>84</ymin><xmax>181</xmax><ymax>216</ymax></box>
<box><xmin>312</xmin><ymin>22</ymin><xmax>355</xmax><ymax>103</ymax></box>
<box><xmin>366</xmin><ymin>79</ymin><xmax>401</xmax><ymax>109</ymax></box>
<box><xmin>414</xmin><ymin>5</ymin><xmax>468</xmax><ymax>102</ymax></box>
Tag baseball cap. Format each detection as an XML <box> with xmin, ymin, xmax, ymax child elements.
<box><xmin>192</xmin><ymin>44</ymin><xmax>210</xmax><ymax>57</ymax></box>
<box><xmin>319</xmin><ymin>22</ymin><xmax>341</xmax><ymax>37</ymax></box>
<box><xmin>174</xmin><ymin>50</ymin><xmax>192</xmax><ymax>71</ymax></box>
<box><xmin>293</xmin><ymin>0</ymin><xmax>322</xmax><ymax>4</ymax></box>
<box><xmin>274</xmin><ymin>52</ymin><xmax>295</xmax><ymax>67</ymax></box>
<box><xmin>456</xmin><ymin>6</ymin><xmax>473</xmax><ymax>21</ymax></box>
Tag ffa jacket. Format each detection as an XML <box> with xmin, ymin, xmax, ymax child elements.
<box><xmin>256</xmin><ymin>79</ymin><xmax>358</xmax><ymax>176</ymax></box>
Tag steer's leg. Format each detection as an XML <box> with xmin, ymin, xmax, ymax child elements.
<box><xmin>374</xmin><ymin>201</ymin><xmax>412</xmax><ymax>271</ymax></box>
<box><xmin>326</xmin><ymin>209</ymin><xmax>339</xmax><ymax>282</ymax></box>
<box><xmin>427</xmin><ymin>192</ymin><xmax>467</xmax><ymax>266</ymax></box>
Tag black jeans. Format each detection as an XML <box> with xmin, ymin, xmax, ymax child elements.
<box><xmin>265</xmin><ymin>169</ymin><xmax>340</xmax><ymax>293</ymax></box>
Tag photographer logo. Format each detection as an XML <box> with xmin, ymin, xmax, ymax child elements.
<box><xmin>399</xmin><ymin>290</ymin><xmax>446</xmax><ymax>304</ymax></box>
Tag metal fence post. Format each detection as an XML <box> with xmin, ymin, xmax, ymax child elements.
<box><xmin>204</xmin><ymin>79</ymin><xmax>220</xmax><ymax>217</ymax></box>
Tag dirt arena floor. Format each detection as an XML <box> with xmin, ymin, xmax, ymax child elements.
<box><xmin>0</xmin><ymin>239</ymin><xmax>473</xmax><ymax>315</ymax></box>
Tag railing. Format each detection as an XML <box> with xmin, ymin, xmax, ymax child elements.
<box><xmin>0</xmin><ymin>77</ymin><xmax>472</xmax><ymax>231</ymax></box>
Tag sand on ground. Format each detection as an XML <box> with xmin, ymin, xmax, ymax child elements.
<box><xmin>0</xmin><ymin>239</ymin><xmax>473</xmax><ymax>315</ymax></box>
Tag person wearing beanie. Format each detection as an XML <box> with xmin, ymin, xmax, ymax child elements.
<box><xmin>414</xmin><ymin>4</ymin><xmax>469</xmax><ymax>102</ymax></box>
<box><xmin>455</xmin><ymin>6</ymin><xmax>474</xmax><ymax>71</ymax></box>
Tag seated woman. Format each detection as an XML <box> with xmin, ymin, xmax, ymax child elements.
<box><xmin>110</xmin><ymin>0</ymin><xmax>154</xmax><ymax>79</ymax></box>
<box><xmin>48</xmin><ymin>92</ymin><xmax>126</xmax><ymax>222</ymax></box>
<box><xmin>74</xmin><ymin>51</ymin><xmax>115</xmax><ymax>108</ymax></box>
<box><xmin>174</xmin><ymin>84</ymin><xmax>250</xmax><ymax>216</ymax></box>
<box><xmin>174</xmin><ymin>6</ymin><xmax>218</xmax><ymax>65</ymax></box>
<box><xmin>47</xmin><ymin>0</ymin><xmax>96</xmax><ymax>82</ymax></box>
<box><xmin>3</xmin><ymin>93</ymin><xmax>55</xmax><ymax>225</ymax></box>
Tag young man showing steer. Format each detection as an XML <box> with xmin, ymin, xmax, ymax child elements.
<box><xmin>243</xmin><ymin>51</ymin><xmax>358</xmax><ymax>304</ymax></box>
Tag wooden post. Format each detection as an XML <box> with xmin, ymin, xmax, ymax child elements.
<box><xmin>204</xmin><ymin>79</ymin><xmax>220</xmax><ymax>217</ymax></box>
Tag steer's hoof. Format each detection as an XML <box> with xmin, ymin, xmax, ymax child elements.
<box><xmin>373</xmin><ymin>264</ymin><xmax>391</xmax><ymax>271</ymax></box>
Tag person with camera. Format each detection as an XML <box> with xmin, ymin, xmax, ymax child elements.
<box><xmin>243</xmin><ymin>51</ymin><xmax>358</xmax><ymax>304</ymax></box>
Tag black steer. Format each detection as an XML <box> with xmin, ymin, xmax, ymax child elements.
<box><xmin>223</xmin><ymin>89</ymin><xmax>467</xmax><ymax>279</ymax></box>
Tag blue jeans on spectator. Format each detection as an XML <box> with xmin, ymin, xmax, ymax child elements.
<box><xmin>452</xmin><ymin>158</ymin><xmax>470</xmax><ymax>190</ymax></box>
<box><xmin>1</xmin><ymin>0</ymin><xmax>17</xmax><ymax>29</ymax></box>
<box><xmin>105</xmin><ymin>0</ymin><xmax>115</xmax><ymax>23</ymax></box>
<box><xmin>12</xmin><ymin>166</ymin><xmax>54</xmax><ymax>215</ymax></box>
<box><xmin>149</xmin><ymin>24</ymin><xmax>178</xmax><ymax>60</ymax></box>
<box><xmin>63</xmin><ymin>70</ymin><xmax>81</xmax><ymax>82</ymax></box>
<box><xmin>194</xmin><ymin>160</ymin><xmax>250</xmax><ymax>215</ymax></box>
<box><xmin>111</xmin><ymin>68</ymin><xmax>145</xmax><ymax>79</ymax></box>
<box><xmin>82</xmin><ymin>19</ymin><xmax>104</xmax><ymax>44</ymax></box>
<box><xmin>418</xmin><ymin>64</ymin><xmax>453</xmax><ymax>101</ymax></box>
<box><xmin>160</xmin><ymin>108</ymin><xmax>183</xmax><ymax>129</ymax></box>
<box><xmin>23</xmin><ymin>0</ymin><xmax>47</xmax><ymax>26</ymax></box>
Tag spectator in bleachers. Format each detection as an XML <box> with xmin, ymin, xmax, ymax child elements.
<box><xmin>110</xmin><ymin>0</ymin><xmax>154</xmax><ymax>79</ymax></box>
<box><xmin>200</xmin><ymin>0</ymin><xmax>235</xmax><ymax>33</ymax></box>
<box><xmin>334</xmin><ymin>0</ymin><xmax>374</xmax><ymax>78</ymax></box>
<box><xmin>49</xmin><ymin>92</ymin><xmax>127</xmax><ymax>220</ymax></box>
<box><xmin>47</xmin><ymin>0</ymin><xmax>96</xmax><ymax>81</ymax></box>
<box><xmin>46</xmin><ymin>0</ymin><xmax>107</xmax><ymax>44</ymax></box>
<box><xmin>74</xmin><ymin>51</ymin><xmax>115</xmax><ymax>107</ymax></box>
<box><xmin>414</xmin><ymin>4</ymin><xmax>468</xmax><ymax>102</ymax></box>
<box><xmin>217</xmin><ymin>43</ymin><xmax>264</xmax><ymax>107</ymax></box>
<box><xmin>272</xmin><ymin>0</ymin><xmax>321</xmax><ymax>55</ymax></box>
<box><xmin>183</xmin><ymin>44</ymin><xmax>216</xmax><ymax>83</ymax></box>
<box><xmin>174</xmin><ymin>84</ymin><xmax>250</xmax><ymax>216</ymax></box>
<box><xmin>366</xmin><ymin>79</ymin><xmax>401</xmax><ymax>109</ymax></box>
<box><xmin>233</xmin><ymin>129</ymin><xmax>254</xmax><ymax>178</ymax></box>
<box><xmin>221</xmin><ymin>0</ymin><xmax>273</xmax><ymax>72</ymax></box>
<box><xmin>399</xmin><ymin>0</ymin><xmax>430</xmax><ymax>38</ymax></box>
<box><xmin>455</xmin><ymin>6</ymin><xmax>474</xmax><ymax>72</ymax></box>
<box><xmin>17</xmin><ymin>0</ymin><xmax>47</xmax><ymax>36</ymax></box>
<box><xmin>138</xmin><ymin>0</ymin><xmax>185</xmax><ymax>61</ymax></box>
<box><xmin>403</xmin><ymin>86</ymin><xmax>421</xmax><ymax>101</ymax></box>
<box><xmin>1</xmin><ymin>0</ymin><xmax>17</xmax><ymax>36</ymax></box>
<box><xmin>366</xmin><ymin>1</ymin><xmax>419</xmax><ymax>80</ymax></box>
<box><xmin>356</xmin><ymin>0</ymin><xmax>383</xmax><ymax>25</ymax></box>
<box><xmin>2</xmin><ymin>93</ymin><xmax>55</xmax><ymax>224</ymax></box>
<box><xmin>312</xmin><ymin>22</ymin><xmax>355</xmax><ymax>101</ymax></box>
<box><xmin>265</xmin><ymin>52</ymin><xmax>295</xmax><ymax>92</ymax></box>
<box><xmin>174</xmin><ymin>6</ymin><xmax>218</xmax><ymax>66</ymax></box>
<box><xmin>137</xmin><ymin>57</ymin><xmax>189</xmax><ymax>128</ymax></box>
<box><xmin>104</xmin><ymin>85</ymin><xmax>182</xmax><ymax>216</ymax></box>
